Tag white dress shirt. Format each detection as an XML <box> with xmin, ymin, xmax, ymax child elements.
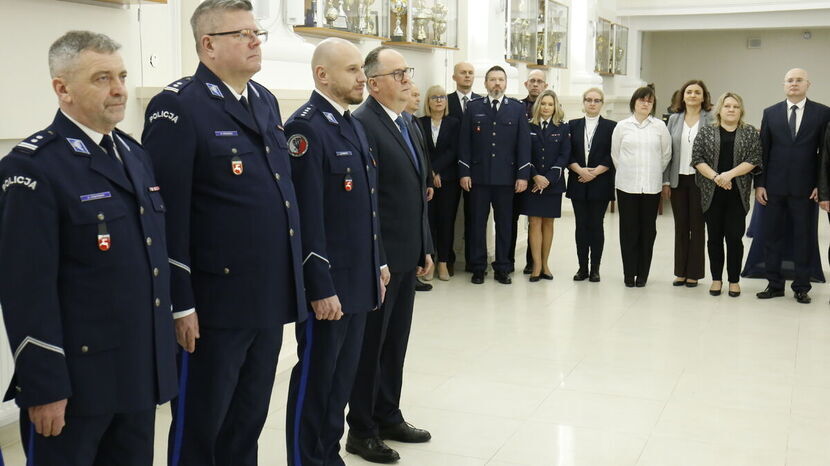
<box><xmin>431</xmin><ymin>119</ymin><xmax>441</xmax><ymax>145</ymax></box>
<box><xmin>61</xmin><ymin>110</ymin><xmax>122</xmax><ymax>162</ymax></box>
<box><xmin>486</xmin><ymin>95</ymin><xmax>505</xmax><ymax>112</ymax></box>
<box><xmin>584</xmin><ymin>115</ymin><xmax>600</xmax><ymax>165</ymax></box>
<box><xmin>611</xmin><ymin>115</ymin><xmax>672</xmax><ymax>194</ymax></box>
<box><xmin>456</xmin><ymin>90</ymin><xmax>474</xmax><ymax>113</ymax></box>
<box><xmin>678</xmin><ymin>119</ymin><xmax>699</xmax><ymax>175</ymax></box>
<box><xmin>315</xmin><ymin>89</ymin><xmax>347</xmax><ymax>116</ymax></box>
<box><xmin>787</xmin><ymin>98</ymin><xmax>806</xmax><ymax>135</ymax></box>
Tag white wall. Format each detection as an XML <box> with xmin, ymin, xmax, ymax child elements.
<box><xmin>641</xmin><ymin>27</ymin><xmax>830</xmax><ymax>127</ymax></box>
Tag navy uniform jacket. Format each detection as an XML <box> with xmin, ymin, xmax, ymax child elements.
<box><xmin>418</xmin><ymin>116</ymin><xmax>460</xmax><ymax>181</ymax></box>
<box><xmin>566</xmin><ymin>117</ymin><xmax>617</xmax><ymax>201</ymax></box>
<box><xmin>528</xmin><ymin>121</ymin><xmax>571</xmax><ymax>194</ymax></box>
<box><xmin>458</xmin><ymin>96</ymin><xmax>531</xmax><ymax>186</ymax></box>
<box><xmin>755</xmin><ymin>99</ymin><xmax>830</xmax><ymax>197</ymax></box>
<box><xmin>141</xmin><ymin>63</ymin><xmax>306</xmax><ymax>328</ymax></box>
<box><xmin>0</xmin><ymin>111</ymin><xmax>177</xmax><ymax>416</ymax></box>
<box><xmin>284</xmin><ymin>91</ymin><xmax>383</xmax><ymax>313</ymax></box>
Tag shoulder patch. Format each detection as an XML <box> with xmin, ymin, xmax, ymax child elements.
<box><xmin>12</xmin><ymin>130</ymin><xmax>57</xmax><ymax>155</ymax></box>
<box><xmin>163</xmin><ymin>77</ymin><xmax>193</xmax><ymax>94</ymax></box>
<box><xmin>287</xmin><ymin>134</ymin><xmax>309</xmax><ymax>157</ymax></box>
<box><xmin>296</xmin><ymin>104</ymin><xmax>316</xmax><ymax>121</ymax></box>
<box><xmin>2</xmin><ymin>175</ymin><xmax>38</xmax><ymax>192</ymax></box>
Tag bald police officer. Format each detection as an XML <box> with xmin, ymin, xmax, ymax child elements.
<box><xmin>459</xmin><ymin>65</ymin><xmax>531</xmax><ymax>284</ymax></box>
<box><xmin>283</xmin><ymin>38</ymin><xmax>386</xmax><ymax>466</ymax></box>
<box><xmin>141</xmin><ymin>1</ymin><xmax>306</xmax><ymax>464</ymax></box>
<box><xmin>0</xmin><ymin>31</ymin><xmax>177</xmax><ymax>466</ymax></box>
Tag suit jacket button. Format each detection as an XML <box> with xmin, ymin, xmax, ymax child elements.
<box><xmin>289</xmin><ymin>228</ymin><xmax>295</xmax><ymax>237</ymax></box>
<box><xmin>140</xmin><ymin>206</ymin><xmax>145</xmax><ymax>215</ymax></box>
<box><xmin>275</xmin><ymin>173</ymin><xmax>281</xmax><ymax>181</ymax></box>
<box><xmin>224</xmin><ymin>267</ymin><xmax>230</xmax><ymax>275</ymax></box>
<box><xmin>153</xmin><ymin>267</ymin><xmax>159</xmax><ymax>277</ymax></box>
<box><xmin>266</xmin><ymin>146</ymin><xmax>270</xmax><ymax>154</ymax></box>
<box><xmin>155</xmin><ymin>298</ymin><xmax>161</xmax><ymax>307</ymax></box>
<box><xmin>231</xmin><ymin>148</ymin><xmax>238</xmax><ymax>154</ymax></box>
<box><xmin>373</xmin><ymin>234</ymin><xmax>377</xmax><ymax>240</ymax></box>
<box><xmin>285</xmin><ymin>200</ymin><xmax>290</xmax><ymax>208</ymax></box>
<box><xmin>15</xmin><ymin>386</ymin><xmax>21</xmax><ymax>393</ymax></box>
<box><xmin>146</xmin><ymin>237</ymin><xmax>153</xmax><ymax>246</ymax></box>
<box><xmin>97</xmin><ymin>213</ymin><xmax>105</xmax><ymax>221</ymax></box>
<box><xmin>81</xmin><ymin>345</ymin><xmax>89</xmax><ymax>353</ymax></box>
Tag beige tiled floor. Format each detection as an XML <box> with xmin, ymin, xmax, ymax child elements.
<box><xmin>4</xmin><ymin>203</ymin><xmax>830</xmax><ymax>465</ymax></box>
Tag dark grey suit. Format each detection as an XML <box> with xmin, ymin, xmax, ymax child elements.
<box><xmin>348</xmin><ymin>95</ymin><xmax>432</xmax><ymax>438</ymax></box>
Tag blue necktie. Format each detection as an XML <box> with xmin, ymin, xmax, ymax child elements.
<box><xmin>395</xmin><ymin>116</ymin><xmax>420</xmax><ymax>173</ymax></box>
<box><xmin>789</xmin><ymin>104</ymin><xmax>798</xmax><ymax>139</ymax></box>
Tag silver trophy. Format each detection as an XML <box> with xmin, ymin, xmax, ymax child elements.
<box><xmin>431</xmin><ymin>0</ymin><xmax>447</xmax><ymax>45</ymax></box>
<box><xmin>391</xmin><ymin>0</ymin><xmax>408</xmax><ymax>39</ymax></box>
<box><xmin>343</xmin><ymin>0</ymin><xmax>359</xmax><ymax>31</ymax></box>
<box><xmin>324</xmin><ymin>0</ymin><xmax>341</xmax><ymax>28</ymax></box>
<box><xmin>411</xmin><ymin>0</ymin><xmax>432</xmax><ymax>43</ymax></box>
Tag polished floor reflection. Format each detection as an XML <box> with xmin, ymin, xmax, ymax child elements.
<box><xmin>4</xmin><ymin>204</ymin><xmax>830</xmax><ymax>465</ymax></box>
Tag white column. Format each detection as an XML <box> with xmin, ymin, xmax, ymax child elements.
<box><xmin>255</xmin><ymin>0</ymin><xmax>316</xmax><ymax>89</ymax></box>
<box><xmin>465</xmin><ymin>0</ymin><xmax>518</xmax><ymax>94</ymax></box>
<box><xmin>566</xmin><ymin>0</ymin><xmax>603</xmax><ymax>96</ymax></box>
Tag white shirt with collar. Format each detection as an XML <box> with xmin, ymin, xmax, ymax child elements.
<box><xmin>456</xmin><ymin>90</ymin><xmax>474</xmax><ymax>113</ymax></box>
<box><xmin>60</xmin><ymin>110</ymin><xmax>122</xmax><ymax>162</ymax></box>
<box><xmin>611</xmin><ymin>115</ymin><xmax>672</xmax><ymax>194</ymax></box>
<box><xmin>221</xmin><ymin>80</ymin><xmax>249</xmax><ymax>102</ymax></box>
<box><xmin>786</xmin><ymin>98</ymin><xmax>806</xmax><ymax>135</ymax></box>
<box><xmin>378</xmin><ymin>101</ymin><xmax>402</xmax><ymax>129</ymax></box>
<box><xmin>486</xmin><ymin>94</ymin><xmax>506</xmax><ymax>112</ymax></box>
<box><xmin>315</xmin><ymin>89</ymin><xmax>347</xmax><ymax>116</ymax></box>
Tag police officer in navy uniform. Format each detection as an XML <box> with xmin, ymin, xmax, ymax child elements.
<box><xmin>459</xmin><ymin>65</ymin><xmax>531</xmax><ymax>284</ymax></box>
<box><xmin>0</xmin><ymin>31</ymin><xmax>177</xmax><ymax>466</ymax></box>
<box><xmin>141</xmin><ymin>2</ymin><xmax>306</xmax><ymax>465</ymax></box>
<box><xmin>283</xmin><ymin>38</ymin><xmax>387</xmax><ymax>466</ymax></box>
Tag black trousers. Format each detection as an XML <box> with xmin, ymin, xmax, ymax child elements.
<box><xmin>616</xmin><ymin>190</ymin><xmax>660</xmax><ymax>281</ymax></box>
<box><xmin>509</xmin><ymin>193</ymin><xmax>533</xmax><ymax>271</ymax></box>
<box><xmin>22</xmin><ymin>407</ymin><xmax>155</xmax><ymax>466</ymax></box>
<box><xmin>287</xmin><ymin>311</ymin><xmax>368</xmax><ymax>466</ymax></box>
<box><xmin>764</xmin><ymin>194</ymin><xmax>813</xmax><ymax>292</ymax></box>
<box><xmin>571</xmin><ymin>199</ymin><xmax>609</xmax><ymax>270</ymax></box>
<box><xmin>469</xmin><ymin>185</ymin><xmax>515</xmax><ymax>273</ymax></box>
<box><xmin>348</xmin><ymin>269</ymin><xmax>416</xmax><ymax>438</ymax></box>
<box><xmin>670</xmin><ymin>175</ymin><xmax>706</xmax><ymax>279</ymax></box>
<box><xmin>461</xmin><ymin>190</ymin><xmax>471</xmax><ymax>268</ymax></box>
<box><xmin>169</xmin><ymin>326</ymin><xmax>282</xmax><ymax>466</ymax></box>
<box><xmin>704</xmin><ymin>189</ymin><xmax>746</xmax><ymax>283</ymax></box>
<box><xmin>428</xmin><ymin>181</ymin><xmax>461</xmax><ymax>263</ymax></box>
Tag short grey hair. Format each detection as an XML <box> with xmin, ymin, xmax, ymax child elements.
<box><xmin>48</xmin><ymin>31</ymin><xmax>121</xmax><ymax>78</ymax></box>
<box><xmin>364</xmin><ymin>46</ymin><xmax>392</xmax><ymax>79</ymax></box>
<box><xmin>190</xmin><ymin>0</ymin><xmax>253</xmax><ymax>53</ymax></box>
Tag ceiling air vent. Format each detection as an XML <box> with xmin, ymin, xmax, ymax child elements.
<box><xmin>747</xmin><ymin>38</ymin><xmax>762</xmax><ymax>49</ymax></box>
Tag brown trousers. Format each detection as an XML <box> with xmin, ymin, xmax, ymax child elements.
<box><xmin>670</xmin><ymin>174</ymin><xmax>706</xmax><ymax>279</ymax></box>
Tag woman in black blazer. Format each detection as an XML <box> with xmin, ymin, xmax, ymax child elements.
<box><xmin>419</xmin><ymin>85</ymin><xmax>461</xmax><ymax>281</ymax></box>
<box><xmin>566</xmin><ymin>88</ymin><xmax>617</xmax><ymax>282</ymax></box>
<box><xmin>520</xmin><ymin>89</ymin><xmax>570</xmax><ymax>282</ymax></box>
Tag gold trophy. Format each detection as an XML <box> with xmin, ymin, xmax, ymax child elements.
<box><xmin>391</xmin><ymin>0</ymin><xmax>408</xmax><ymax>39</ymax></box>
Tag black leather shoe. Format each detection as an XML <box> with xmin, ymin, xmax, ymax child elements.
<box><xmin>589</xmin><ymin>268</ymin><xmax>600</xmax><ymax>282</ymax></box>
<box><xmin>685</xmin><ymin>280</ymin><xmax>698</xmax><ymax>288</ymax></box>
<box><xmin>447</xmin><ymin>263</ymin><xmax>455</xmax><ymax>277</ymax></box>
<box><xmin>673</xmin><ymin>278</ymin><xmax>686</xmax><ymax>287</ymax></box>
<box><xmin>523</xmin><ymin>264</ymin><xmax>533</xmax><ymax>275</ymax></box>
<box><xmin>529</xmin><ymin>275</ymin><xmax>541</xmax><ymax>282</ymax></box>
<box><xmin>541</xmin><ymin>273</ymin><xmax>553</xmax><ymax>280</ymax></box>
<box><xmin>756</xmin><ymin>287</ymin><xmax>785</xmax><ymax>299</ymax></box>
<box><xmin>471</xmin><ymin>272</ymin><xmax>484</xmax><ymax>284</ymax></box>
<box><xmin>624</xmin><ymin>277</ymin><xmax>635</xmax><ymax>288</ymax></box>
<box><xmin>795</xmin><ymin>291</ymin><xmax>811</xmax><ymax>304</ymax></box>
<box><xmin>414</xmin><ymin>280</ymin><xmax>432</xmax><ymax>292</ymax></box>
<box><xmin>635</xmin><ymin>278</ymin><xmax>647</xmax><ymax>287</ymax></box>
<box><xmin>728</xmin><ymin>290</ymin><xmax>741</xmax><ymax>297</ymax></box>
<box><xmin>573</xmin><ymin>269</ymin><xmax>589</xmax><ymax>281</ymax></box>
<box><xmin>379</xmin><ymin>422</ymin><xmax>432</xmax><ymax>443</ymax></box>
<box><xmin>494</xmin><ymin>271</ymin><xmax>512</xmax><ymax>285</ymax></box>
<box><xmin>346</xmin><ymin>433</ymin><xmax>400</xmax><ymax>463</ymax></box>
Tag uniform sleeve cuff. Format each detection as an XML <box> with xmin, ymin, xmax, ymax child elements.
<box><xmin>173</xmin><ymin>308</ymin><xmax>195</xmax><ymax>319</ymax></box>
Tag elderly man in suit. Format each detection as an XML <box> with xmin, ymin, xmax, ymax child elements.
<box><xmin>346</xmin><ymin>46</ymin><xmax>433</xmax><ymax>464</ymax></box>
<box><xmin>756</xmin><ymin>68</ymin><xmax>830</xmax><ymax>304</ymax></box>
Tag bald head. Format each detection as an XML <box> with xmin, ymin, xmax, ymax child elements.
<box><xmin>452</xmin><ymin>61</ymin><xmax>475</xmax><ymax>92</ymax></box>
<box><xmin>311</xmin><ymin>38</ymin><xmax>366</xmax><ymax>107</ymax></box>
<box><xmin>784</xmin><ymin>67</ymin><xmax>811</xmax><ymax>101</ymax></box>
<box><xmin>524</xmin><ymin>69</ymin><xmax>547</xmax><ymax>100</ymax></box>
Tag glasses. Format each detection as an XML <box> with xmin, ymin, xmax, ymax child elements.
<box><xmin>207</xmin><ymin>29</ymin><xmax>269</xmax><ymax>43</ymax></box>
<box><xmin>584</xmin><ymin>98</ymin><xmax>603</xmax><ymax>104</ymax></box>
<box><xmin>429</xmin><ymin>95</ymin><xmax>447</xmax><ymax>101</ymax></box>
<box><xmin>370</xmin><ymin>67</ymin><xmax>415</xmax><ymax>82</ymax></box>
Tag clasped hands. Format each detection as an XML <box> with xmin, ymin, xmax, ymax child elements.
<box><xmin>713</xmin><ymin>172</ymin><xmax>733</xmax><ymax>190</ymax></box>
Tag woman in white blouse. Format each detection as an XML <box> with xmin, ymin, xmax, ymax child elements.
<box><xmin>664</xmin><ymin>80</ymin><xmax>713</xmax><ymax>288</ymax></box>
<box><xmin>611</xmin><ymin>86</ymin><xmax>672</xmax><ymax>287</ymax></box>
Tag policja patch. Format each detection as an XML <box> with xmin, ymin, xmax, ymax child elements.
<box><xmin>287</xmin><ymin>134</ymin><xmax>309</xmax><ymax>157</ymax></box>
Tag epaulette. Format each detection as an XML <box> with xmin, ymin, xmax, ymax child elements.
<box><xmin>296</xmin><ymin>104</ymin><xmax>316</xmax><ymax>121</ymax></box>
<box><xmin>470</xmin><ymin>96</ymin><xmax>486</xmax><ymax>102</ymax></box>
<box><xmin>505</xmin><ymin>96</ymin><xmax>521</xmax><ymax>104</ymax></box>
<box><xmin>11</xmin><ymin>130</ymin><xmax>58</xmax><ymax>155</ymax></box>
<box><xmin>163</xmin><ymin>77</ymin><xmax>193</xmax><ymax>94</ymax></box>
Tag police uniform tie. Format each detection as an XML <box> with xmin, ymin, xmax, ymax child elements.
<box><xmin>343</xmin><ymin>109</ymin><xmax>351</xmax><ymax>122</ymax></box>
<box><xmin>491</xmin><ymin>98</ymin><xmax>499</xmax><ymax>113</ymax></box>
<box><xmin>542</xmin><ymin>121</ymin><xmax>548</xmax><ymax>131</ymax></box>
<box><xmin>100</xmin><ymin>134</ymin><xmax>121</xmax><ymax>164</ymax></box>
<box><xmin>395</xmin><ymin>116</ymin><xmax>420</xmax><ymax>173</ymax></box>
<box><xmin>240</xmin><ymin>95</ymin><xmax>255</xmax><ymax>120</ymax></box>
<box><xmin>462</xmin><ymin>95</ymin><xmax>469</xmax><ymax>113</ymax></box>
<box><xmin>789</xmin><ymin>104</ymin><xmax>798</xmax><ymax>139</ymax></box>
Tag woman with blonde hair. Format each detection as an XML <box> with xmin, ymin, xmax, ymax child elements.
<box><xmin>692</xmin><ymin>92</ymin><xmax>761</xmax><ymax>296</ymax></box>
<box><xmin>519</xmin><ymin>89</ymin><xmax>571</xmax><ymax>281</ymax></box>
<box><xmin>418</xmin><ymin>85</ymin><xmax>461</xmax><ymax>280</ymax></box>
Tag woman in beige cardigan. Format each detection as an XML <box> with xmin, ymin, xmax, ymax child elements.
<box><xmin>692</xmin><ymin>92</ymin><xmax>762</xmax><ymax>297</ymax></box>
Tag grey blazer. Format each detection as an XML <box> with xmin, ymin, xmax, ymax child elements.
<box><xmin>691</xmin><ymin>123</ymin><xmax>762</xmax><ymax>213</ymax></box>
<box><xmin>664</xmin><ymin>110</ymin><xmax>713</xmax><ymax>187</ymax></box>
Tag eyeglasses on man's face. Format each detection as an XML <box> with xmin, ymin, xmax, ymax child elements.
<box><xmin>207</xmin><ymin>29</ymin><xmax>268</xmax><ymax>43</ymax></box>
<box><xmin>370</xmin><ymin>67</ymin><xmax>415</xmax><ymax>82</ymax></box>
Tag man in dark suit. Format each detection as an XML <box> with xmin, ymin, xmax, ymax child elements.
<box><xmin>756</xmin><ymin>68</ymin><xmax>830</xmax><ymax>304</ymax></box>
<box><xmin>447</xmin><ymin>62</ymin><xmax>481</xmax><ymax>274</ymax></box>
<box><xmin>347</xmin><ymin>46</ymin><xmax>433</xmax><ymax>464</ymax></box>
<box><xmin>459</xmin><ymin>66</ymin><xmax>531</xmax><ymax>285</ymax></box>
<box><xmin>283</xmin><ymin>38</ymin><xmax>385</xmax><ymax>466</ymax></box>
<box><xmin>141</xmin><ymin>1</ymin><xmax>306</xmax><ymax>464</ymax></box>
<box><xmin>514</xmin><ymin>70</ymin><xmax>549</xmax><ymax>274</ymax></box>
<box><xmin>0</xmin><ymin>30</ymin><xmax>177</xmax><ymax>465</ymax></box>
